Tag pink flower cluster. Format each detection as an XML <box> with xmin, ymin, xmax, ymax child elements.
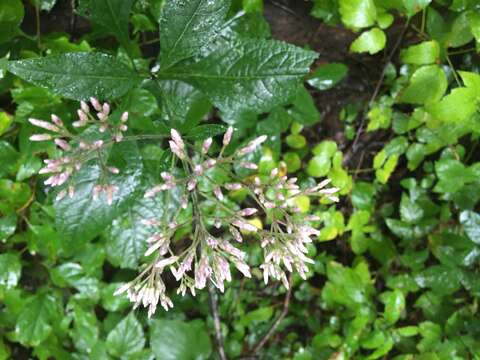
<box><xmin>115</xmin><ymin>127</ymin><xmax>340</xmax><ymax>317</ymax></box>
<box><xmin>29</xmin><ymin>99</ymin><xmax>127</xmax><ymax>202</ymax></box>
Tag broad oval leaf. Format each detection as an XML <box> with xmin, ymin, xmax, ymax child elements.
<box><xmin>162</xmin><ymin>39</ymin><xmax>318</xmax><ymax>116</ymax></box>
<box><xmin>7</xmin><ymin>52</ymin><xmax>141</xmax><ymax>100</ymax></box>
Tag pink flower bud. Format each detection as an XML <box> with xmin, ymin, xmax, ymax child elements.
<box><xmin>238</xmin><ymin>208</ymin><xmax>258</xmax><ymax>216</ymax></box>
<box><xmin>169</xmin><ymin>140</ymin><xmax>185</xmax><ymax>159</ymax></box>
<box><xmin>240</xmin><ymin>162</ymin><xmax>258</xmax><ymax>170</ymax></box>
<box><xmin>30</xmin><ymin>134</ymin><xmax>52</xmax><ymax>141</ymax></box>
<box><xmin>90</xmin><ymin>97</ymin><xmax>102</xmax><ymax>111</ymax></box>
<box><xmin>80</xmin><ymin>101</ymin><xmax>90</xmax><ymax>114</ymax></box>
<box><xmin>54</xmin><ymin>139</ymin><xmax>71</xmax><ymax>151</ymax></box>
<box><xmin>193</xmin><ymin>164</ymin><xmax>203</xmax><ymax>175</ymax></box>
<box><xmin>121</xmin><ymin>112</ymin><xmax>129</xmax><ymax>122</ymax></box>
<box><xmin>202</xmin><ymin>138</ymin><xmax>212</xmax><ymax>154</ymax></box>
<box><xmin>77</xmin><ymin>110</ymin><xmax>88</xmax><ymax>122</ymax></box>
<box><xmin>51</xmin><ymin>114</ymin><xmax>63</xmax><ymax>126</ymax></box>
<box><xmin>102</xmin><ymin>103</ymin><xmax>110</xmax><ymax>115</ymax></box>
<box><xmin>170</xmin><ymin>129</ymin><xmax>184</xmax><ymax>149</ymax></box>
<box><xmin>28</xmin><ymin>118</ymin><xmax>60</xmax><ymax>133</ymax></box>
<box><xmin>225</xmin><ymin>183</ymin><xmax>242</xmax><ymax>191</ymax></box>
<box><xmin>214</xmin><ymin>187</ymin><xmax>224</xmax><ymax>201</ymax></box>
<box><xmin>223</xmin><ymin>126</ymin><xmax>233</xmax><ymax>146</ymax></box>
<box><xmin>187</xmin><ymin>179</ymin><xmax>197</xmax><ymax>191</ymax></box>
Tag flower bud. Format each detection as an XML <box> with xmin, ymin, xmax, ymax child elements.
<box><xmin>223</xmin><ymin>126</ymin><xmax>233</xmax><ymax>146</ymax></box>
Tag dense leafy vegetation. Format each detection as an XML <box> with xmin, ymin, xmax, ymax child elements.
<box><xmin>1</xmin><ymin>0</ymin><xmax>480</xmax><ymax>359</ymax></box>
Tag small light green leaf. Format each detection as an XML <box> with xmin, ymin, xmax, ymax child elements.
<box><xmin>339</xmin><ymin>0</ymin><xmax>377</xmax><ymax>29</ymax></box>
<box><xmin>0</xmin><ymin>253</ymin><xmax>21</xmax><ymax>289</ymax></box>
<box><xmin>8</xmin><ymin>53</ymin><xmax>141</xmax><ymax>101</ymax></box>
<box><xmin>459</xmin><ymin>211</ymin><xmax>480</xmax><ymax>244</ymax></box>
<box><xmin>447</xmin><ymin>12</ymin><xmax>474</xmax><ymax>48</ymax></box>
<box><xmin>106</xmin><ymin>313</ymin><xmax>145</xmax><ymax>358</ymax></box>
<box><xmin>381</xmin><ymin>289</ymin><xmax>405</xmax><ymax>325</ymax></box>
<box><xmin>160</xmin><ymin>39</ymin><xmax>317</xmax><ymax>116</ymax></box>
<box><xmin>0</xmin><ymin>112</ymin><xmax>12</xmax><ymax>135</ymax></box>
<box><xmin>427</xmin><ymin>87</ymin><xmax>477</xmax><ymax>122</ymax></box>
<box><xmin>159</xmin><ymin>0</ymin><xmax>230</xmax><ymax>69</ymax></box>
<box><xmin>15</xmin><ymin>293</ymin><xmax>61</xmax><ymax>347</ymax></box>
<box><xmin>398</xmin><ymin>65</ymin><xmax>447</xmax><ymax>105</ymax></box>
<box><xmin>459</xmin><ymin>70</ymin><xmax>480</xmax><ymax>92</ymax></box>
<box><xmin>468</xmin><ymin>11</ymin><xmax>480</xmax><ymax>44</ymax></box>
<box><xmin>150</xmin><ymin>319</ymin><xmax>212</xmax><ymax>360</ymax></box>
<box><xmin>400</xmin><ymin>40</ymin><xmax>440</xmax><ymax>65</ymax></box>
<box><xmin>286</xmin><ymin>134</ymin><xmax>307</xmax><ymax>149</ymax></box>
<box><xmin>307</xmin><ymin>154</ymin><xmax>331</xmax><ymax>177</ymax></box>
<box><xmin>350</xmin><ymin>28</ymin><xmax>386</xmax><ymax>55</ymax></box>
<box><xmin>367</xmin><ymin>102</ymin><xmax>392</xmax><ymax>131</ymax></box>
<box><xmin>307</xmin><ymin>63</ymin><xmax>348</xmax><ymax>90</ymax></box>
<box><xmin>402</xmin><ymin>0</ymin><xmax>431</xmax><ymax>17</ymax></box>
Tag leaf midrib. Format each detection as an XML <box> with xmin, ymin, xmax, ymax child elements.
<box><xmin>10</xmin><ymin>66</ymin><xmax>138</xmax><ymax>81</ymax></box>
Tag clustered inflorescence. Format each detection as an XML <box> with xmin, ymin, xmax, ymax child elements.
<box><xmin>30</xmin><ymin>101</ymin><xmax>340</xmax><ymax>317</ymax></box>
<box><xmin>29</xmin><ymin>98</ymin><xmax>128</xmax><ymax>204</ymax></box>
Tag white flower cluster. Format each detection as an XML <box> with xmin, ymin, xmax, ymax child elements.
<box><xmin>29</xmin><ymin>99</ymin><xmax>128</xmax><ymax>203</ymax></box>
<box><xmin>114</xmin><ymin>127</ymin><xmax>340</xmax><ymax>317</ymax></box>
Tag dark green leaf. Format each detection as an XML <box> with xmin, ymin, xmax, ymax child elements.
<box><xmin>8</xmin><ymin>53</ymin><xmax>141</xmax><ymax>100</ymax></box>
<box><xmin>54</xmin><ymin>140</ymin><xmax>143</xmax><ymax>248</ymax></box>
<box><xmin>307</xmin><ymin>63</ymin><xmax>348</xmax><ymax>90</ymax></box>
<box><xmin>0</xmin><ymin>0</ymin><xmax>24</xmax><ymax>44</ymax></box>
<box><xmin>159</xmin><ymin>0</ymin><xmax>230</xmax><ymax>69</ymax></box>
<box><xmin>106</xmin><ymin>313</ymin><xmax>145</xmax><ymax>358</ymax></box>
<box><xmin>15</xmin><ymin>293</ymin><xmax>61</xmax><ymax>347</ymax></box>
<box><xmin>186</xmin><ymin>124</ymin><xmax>227</xmax><ymax>141</ymax></box>
<box><xmin>91</xmin><ymin>0</ymin><xmax>134</xmax><ymax>54</ymax></box>
<box><xmin>160</xmin><ymin>39</ymin><xmax>317</xmax><ymax>116</ymax></box>
<box><xmin>414</xmin><ymin>265</ymin><xmax>462</xmax><ymax>295</ymax></box>
<box><xmin>150</xmin><ymin>319</ymin><xmax>212</xmax><ymax>360</ymax></box>
<box><xmin>105</xmin><ymin>190</ymin><xmax>180</xmax><ymax>269</ymax></box>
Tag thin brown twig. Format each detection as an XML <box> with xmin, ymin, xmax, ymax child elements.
<box><xmin>208</xmin><ymin>283</ymin><xmax>228</xmax><ymax>360</ymax></box>
<box><xmin>250</xmin><ymin>276</ymin><xmax>293</xmax><ymax>355</ymax></box>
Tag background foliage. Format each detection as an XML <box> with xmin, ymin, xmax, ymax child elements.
<box><xmin>1</xmin><ymin>0</ymin><xmax>480</xmax><ymax>359</ymax></box>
